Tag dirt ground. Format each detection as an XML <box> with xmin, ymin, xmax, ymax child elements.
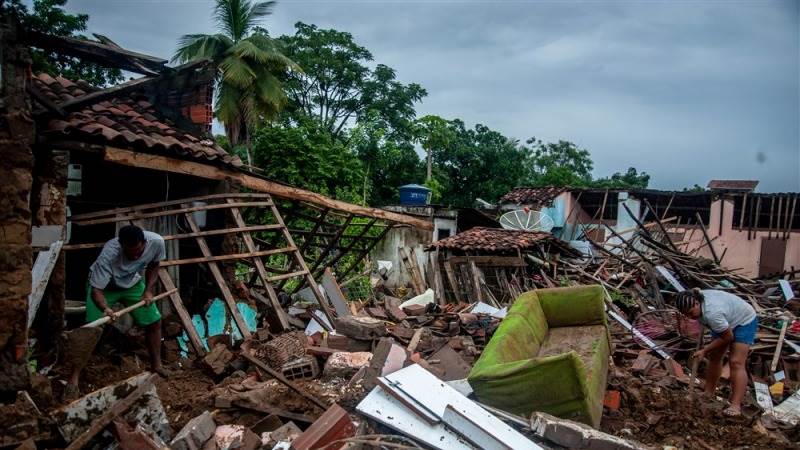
<box><xmin>600</xmin><ymin>366</ymin><xmax>800</xmax><ymax>449</ymax></box>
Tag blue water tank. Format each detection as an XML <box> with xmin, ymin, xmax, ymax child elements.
<box><xmin>398</xmin><ymin>184</ymin><xmax>431</xmax><ymax>205</ymax></box>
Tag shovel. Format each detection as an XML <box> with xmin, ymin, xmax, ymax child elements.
<box><xmin>62</xmin><ymin>289</ymin><xmax>177</xmax><ymax>373</ymax></box>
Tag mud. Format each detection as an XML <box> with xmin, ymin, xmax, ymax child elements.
<box><xmin>61</xmin><ymin>327</ymin><xmax>103</xmax><ymax>371</ymax></box>
<box><xmin>601</xmin><ymin>367</ymin><xmax>800</xmax><ymax>449</ymax></box>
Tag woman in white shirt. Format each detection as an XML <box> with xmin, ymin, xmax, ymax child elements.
<box><xmin>675</xmin><ymin>288</ymin><xmax>758</xmax><ymax>417</ymax></box>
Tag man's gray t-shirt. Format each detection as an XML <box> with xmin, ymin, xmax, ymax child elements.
<box><xmin>700</xmin><ymin>289</ymin><xmax>756</xmax><ymax>333</ymax></box>
<box><xmin>89</xmin><ymin>231</ymin><xmax>166</xmax><ymax>290</ymax></box>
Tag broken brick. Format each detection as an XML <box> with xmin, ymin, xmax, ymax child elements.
<box><xmin>291</xmin><ymin>404</ymin><xmax>355</xmax><ymax>450</ymax></box>
<box><xmin>603</xmin><ymin>390</ymin><xmax>621</xmax><ymax>411</ymax></box>
<box><xmin>203</xmin><ymin>344</ymin><xmax>234</xmax><ymax>376</ymax></box>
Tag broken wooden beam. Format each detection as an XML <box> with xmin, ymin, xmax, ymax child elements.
<box><xmin>103</xmin><ymin>146</ymin><xmax>434</xmax><ymax>230</ymax></box>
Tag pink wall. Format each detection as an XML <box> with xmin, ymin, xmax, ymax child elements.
<box><xmin>669</xmin><ymin>199</ymin><xmax>800</xmax><ymax>278</ymax></box>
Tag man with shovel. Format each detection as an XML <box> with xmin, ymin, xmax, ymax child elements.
<box><xmin>64</xmin><ymin>225</ymin><xmax>169</xmax><ymax>401</ymax></box>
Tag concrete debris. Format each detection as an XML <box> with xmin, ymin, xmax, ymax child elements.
<box><xmin>531</xmin><ymin>412</ymin><xmax>642</xmax><ymax>450</ymax></box>
<box><xmin>212</xmin><ymin>425</ymin><xmax>260</xmax><ymax>450</ymax></box>
<box><xmin>261</xmin><ymin>422</ymin><xmax>301</xmax><ymax>448</ymax></box>
<box><xmin>323</xmin><ymin>352</ymin><xmax>372</xmax><ymax>379</ymax></box>
<box><xmin>170</xmin><ymin>411</ymin><xmax>216</xmax><ymax>450</ymax></box>
<box><xmin>333</xmin><ymin>316</ymin><xmax>387</xmax><ymax>340</ymax></box>
<box><xmin>203</xmin><ymin>343</ymin><xmax>235</xmax><ymax>376</ymax></box>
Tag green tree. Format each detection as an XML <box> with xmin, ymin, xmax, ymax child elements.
<box><xmin>434</xmin><ymin>121</ymin><xmax>534</xmax><ymax>207</ymax></box>
<box><xmin>414</xmin><ymin>115</ymin><xmax>454</xmax><ymax>182</ymax></box>
<box><xmin>528</xmin><ymin>139</ymin><xmax>594</xmax><ymax>187</ymax></box>
<box><xmin>251</xmin><ymin>117</ymin><xmax>365</xmax><ymax>203</ymax></box>
<box><xmin>349</xmin><ymin>111</ymin><xmax>424</xmax><ymax>206</ymax></box>
<box><xmin>5</xmin><ymin>0</ymin><xmax>123</xmax><ymax>86</ymax></box>
<box><xmin>277</xmin><ymin>22</ymin><xmax>426</xmax><ymax>139</ymax></box>
<box><xmin>592</xmin><ymin>167</ymin><xmax>650</xmax><ymax>189</ymax></box>
<box><xmin>173</xmin><ymin>0</ymin><xmax>298</xmax><ymax>166</ymax></box>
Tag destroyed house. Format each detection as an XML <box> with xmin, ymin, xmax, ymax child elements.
<box><xmin>500</xmin><ymin>184</ymin><xmax>800</xmax><ymax>278</ymax></box>
<box><xmin>4</xmin><ymin>20</ymin><xmax>430</xmax><ymax>394</ymax></box>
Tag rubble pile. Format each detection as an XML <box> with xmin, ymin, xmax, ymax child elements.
<box><xmin>10</xmin><ymin>209</ymin><xmax>800</xmax><ymax>449</ymax></box>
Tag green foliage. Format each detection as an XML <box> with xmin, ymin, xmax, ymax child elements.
<box><xmin>591</xmin><ymin>167</ymin><xmax>651</xmax><ymax>190</ymax></box>
<box><xmin>683</xmin><ymin>184</ymin><xmax>707</xmax><ymax>192</ymax></box>
<box><xmin>432</xmin><ymin>120</ymin><xmax>534</xmax><ymax>207</ymax></box>
<box><xmin>251</xmin><ymin>116</ymin><xmax>365</xmax><ymax>203</ymax></box>
<box><xmin>349</xmin><ymin>112</ymin><xmax>425</xmax><ymax>205</ymax></box>
<box><xmin>277</xmin><ymin>22</ymin><xmax>426</xmax><ymax>140</ymax></box>
<box><xmin>174</xmin><ymin>0</ymin><xmax>297</xmax><ymax>165</ymax></box>
<box><xmin>5</xmin><ymin>0</ymin><xmax>123</xmax><ymax>86</ymax></box>
<box><xmin>527</xmin><ymin>139</ymin><xmax>593</xmax><ymax>187</ymax></box>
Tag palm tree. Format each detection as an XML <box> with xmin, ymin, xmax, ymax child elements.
<box><xmin>173</xmin><ymin>0</ymin><xmax>298</xmax><ymax>166</ymax></box>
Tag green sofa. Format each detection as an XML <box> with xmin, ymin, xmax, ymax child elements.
<box><xmin>467</xmin><ymin>285</ymin><xmax>610</xmax><ymax>428</ymax></box>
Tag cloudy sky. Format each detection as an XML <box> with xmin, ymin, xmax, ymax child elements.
<box><xmin>61</xmin><ymin>0</ymin><xmax>799</xmax><ymax>192</ymax></box>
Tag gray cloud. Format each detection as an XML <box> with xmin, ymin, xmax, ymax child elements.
<box><xmin>63</xmin><ymin>0</ymin><xmax>799</xmax><ymax>191</ymax></box>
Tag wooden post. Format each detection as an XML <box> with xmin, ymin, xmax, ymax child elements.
<box><xmin>184</xmin><ymin>212</ymin><xmax>252</xmax><ymax>339</ymax></box>
<box><xmin>784</xmin><ymin>195</ymin><xmax>797</xmax><ymax>240</ymax></box>
<box><xmin>738</xmin><ymin>193</ymin><xmax>748</xmax><ymax>232</ymax></box>
<box><xmin>694</xmin><ymin>212</ymin><xmax>720</xmax><ymax>264</ymax></box>
<box><xmin>771</xmin><ymin>319</ymin><xmax>788</xmax><ymax>374</ymax></box>
<box><xmin>268</xmin><ymin>202</ymin><xmax>335</xmax><ymax>328</ymax></box>
<box><xmin>226</xmin><ymin>200</ymin><xmax>291</xmax><ymax>331</ymax></box>
<box><xmin>157</xmin><ymin>268</ymin><xmax>205</xmax><ymax>355</ymax></box>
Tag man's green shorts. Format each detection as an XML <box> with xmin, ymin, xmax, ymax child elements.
<box><xmin>85</xmin><ymin>280</ymin><xmax>161</xmax><ymax>326</ymax></box>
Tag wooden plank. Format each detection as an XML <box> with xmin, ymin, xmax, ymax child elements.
<box><xmin>398</xmin><ymin>247</ymin><xmax>425</xmax><ymax>295</ymax></box>
<box><xmin>158</xmin><ymin>268</ymin><xmax>205</xmax><ymax>355</ymax></box>
<box><xmin>337</xmin><ymin>223</ymin><xmax>395</xmax><ymax>281</ymax></box>
<box><xmin>63</xmin><ymin>224</ymin><xmax>282</xmax><ymax>250</ymax></box>
<box><xmin>443</xmin><ymin>260</ymin><xmax>459</xmax><ymax>301</ymax></box>
<box><xmin>469</xmin><ymin>260</ymin><xmax>484</xmax><ymax>303</ymax></box>
<box><xmin>305</xmin><ymin>215</ymin><xmax>354</xmax><ymax>280</ymax></box>
<box><xmin>28</xmin><ymin>240</ymin><xmax>63</xmax><ymax>328</ymax></box>
<box><xmin>226</xmin><ymin>199</ymin><xmax>290</xmax><ymax>330</ymax></box>
<box><xmin>312</xmin><ymin>217</ymin><xmax>380</xmax><ymax>278</ymax></box>
<box><xmin>160</xmin><ymin>247</ymin><xmax>296</xmax><ymax>267</ymax></box>
<box><xmin>431</xmin><ymin>250</ymin><xmax>446</xmax><ymax>304</ymax></box>
<box><xmin>103</xmin><ymin>147</ymin><xmax>434</xmax><ymax>230</ymax></box>
<box><xmin>771</xmin><ymin>319</ymin><xmax>789</xmax><ymax>373</ymax></box>
<box><xmin>783</xmin><ymin>195</ymin><xmax>797</xmax><ymax>240</ymax></box>
<box><xmin>73</xmin><ymin>201</ymin><xmax>273</xmax><ymax>225</ymax></box>
<box><xmin>64</xmin><ymin>374</ymin><xmax>157</xmax><ymax>450</ymax></box>
<box><xmin>445</xmin><ymin>256</ymin><xmax>526</xmax><ymax>267</ymax></box>
<box><xmin>695</xmin><ymin>212</ymin><xmax>720</xmax><ymax>264</ymax></box>
<box><xmin>739</xmin><ymin>193</ymin><xmax>748</xmax><ymax>231</ymax></box>
<box><xmin>267</xmin><ymin>270</ymin><xmax>311</xmax><ymax>282</ymax></box>
<box><xmin>268</xmin><ymin>202</ymin><xmax>336</xmax><ymax>327</ymax></box>
<box><xmin>70</xmin><ymin>193</ymin><xmax>273</xmax><ymax>221</ymax></box>
<box><xmin>321</xmin><ymin>268</ymin><xmax>351</xmax><ymax>317</ymax></box>
<box><xmin>408</xmin><ymin>247</ymin><xmax>428</xmax><ymax>291</ymax></box>
<box><xmin>184</xmin><ymin>213</ymin><xmax>251</xmax><ymax>339</ymax></box>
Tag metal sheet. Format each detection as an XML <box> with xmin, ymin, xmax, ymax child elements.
<box><xmin>754</xmin><ymin>382</ymin><xmax>773</xmax><ymax>412</ymax></box>
<box><xmin>356</xmin><ymin>387</ymin><xmax>474</xmax><ymax>450</ymax></box>
<box><xmin>382</xmin><ymin>364</ymin><xmax>541</xmax><ymax>450</ymax></box>
<box><xmin>655</xmin><ymin>265</ymin><xmax>685</xmax><ymax>292</ymax></box>
<box><xmin>779</xmin><ymin>280</ymin><xmax>795</xmax><ymax>301</ymax></box>
<box><xmin>442</xmin><ymin>405</ymin><xmax>512</xmax><ymax>450</ymax></box>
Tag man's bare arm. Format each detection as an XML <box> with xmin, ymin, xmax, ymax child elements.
<box><xmin>143</xmin><ymin>261</ymin><xmax>160</xmax><ymax>302</ymax></box>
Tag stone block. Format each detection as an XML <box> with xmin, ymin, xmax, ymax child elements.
<box><xmin>323</xmin><ymin>352</ymin><xmax>372</xmax><ymax>379</ymax></box>
<box><xmin>170</xmin><ymin>411</ymin><xmax>216</xmax><ymax>450</ymax></box>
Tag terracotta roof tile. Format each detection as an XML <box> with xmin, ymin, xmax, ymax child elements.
<box><xmin>500</xmin><ymin>186</ymin><xmax>567</xmax><ymax>206</ymax></box>
<box><xmin>429</xmin><ymin>227</ymin><xmax>565</xmax><ymax>253</ymax></box>
<box><xmin>32</xmin><ymin>73</ymin><xmax>241</xmax><ymax>168</ymax></box>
